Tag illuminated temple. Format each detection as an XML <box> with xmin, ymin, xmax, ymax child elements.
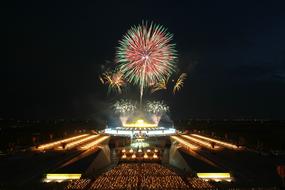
<box><xmin>104</xmin><ymin>118</ymin><xmax>176</xmax><ymax>137</ymax></box>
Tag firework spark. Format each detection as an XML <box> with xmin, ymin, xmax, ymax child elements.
<box><xmin>151</xmin><ymin>77</ymin><xmax>168</xmax><ymax>93</ymax></box>
<box><xmin>113</xmin><ymin>99</ymin><xmax>136</xmax><ymax>125</ymax></box>
<box><xmin>145</xmin><ymin>101</ymin><xmax>169</xmax><ymax>114</ymax></box>
<box><xmin>99</xmin><ymin>76</ymin><xmax>105</xmax><ymax>84</ymax></box>
<box><xmin>173</xmin><ymin>73</ymin><xmax>187</xmax><ymax>94</ymax></box>
<box><xmin>102</xmin><ymin>71</ymin><xmax>125</xmax><ymax>94</ymax></box>
<box><xmin>145</xmin><ymin>100</ymin><xmax>169</xmax><ymax>124</ymax></box>
<box><xmin>113</xmin><ymin>99</ymin><xmax>136</xmax><ymax>114</ymax></box>
<box><xmin>116</xmin><ymin>21</ymin><xmax>177</xmax><ymax>102</ymax></box>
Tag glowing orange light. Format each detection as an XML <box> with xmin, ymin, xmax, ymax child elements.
<box><xmin>37</xmin><ymin>134</ymin><xmax>89</xmax><ymax>150</ymax></box>
<box><xmin>59</xmin><ymin>135</ymin><xmax>99</xmax><ymax>150</ymax></box>
<box><xmin>143</xmin><ymin>153</ymin><xmax>148</xmax><ymax>158</ymax></box>
<box><xmin>170</xmin><ymin>136</ymin><xmax>199</xmax><ymax>150</ymax></box>
<box><xmin>80</xmin><ymin>136</ymin><xmax>109</xmax><ymax>150</ymax></box>
<box><xmin>123</xmin><ymin>119</ymin><xmax>157</xmax><ymax>128</ymax></box>
<box><xmin>197</xmin><ymin>173</ymin><xmax>232</xmax><ymax>182</ymax></box>
<box><xmin>191</xmin><ymin>134</ymin><xmax>240</xmax><ymax>149</ymax></box>
<box><xmin>182</xmin><ymin>135</ymin><xmax>221</xmax><ymax>150</ymax></box>
<box><xmin>44</xmin><ymin>173</ymin><xmax>83</xmax><ymax>183</ymax></box>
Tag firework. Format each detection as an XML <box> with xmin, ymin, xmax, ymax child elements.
<box><xmin>116</xmin><ymin>21</ymin><xmax>177</xmax><ymax>102</ymax></box>
<box><xmin>113</xmin><ymin>99</ymin><xmax>137</xmax><ymax>114</ymax></box>
<box><xmin>145</xmin><ymin>101</ymin><xmax>169</xmax><ymax>114</ymax></box>
<box><xmin>145</xmin><ymin>100</ymin><xmax>169</xmax><ymax>124</ymax></box>
<box><xmin>151</xmin><ymin>77</ymin><xmax>168</xmax><ymax>93</ymax></box>
<box><xmin>102</xmin><ymin>71</ymin><xmax>125</xmax><ymax>94</ymax></box>
<box><xmin>99</xmin><ymin>76</ymin><xmax>105</xmax><ymax>84</ymax></box>
<box><xmin>173</xmin><ymin>73</ymin><xmax>187</xmax><ymax>94</ymax></box>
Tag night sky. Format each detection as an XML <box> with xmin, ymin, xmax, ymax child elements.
<box><xmin>7</xmin><ymin>1</ymin><xmax>285</xmax><ymax>119</ymax></box>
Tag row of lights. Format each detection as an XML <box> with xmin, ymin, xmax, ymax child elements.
<box><xmin>58</xmin><ymin>134</ymin><xmax>99</xmax><ymax>150</ymax></box>
<box><xmin>80</xmin><ymin>136</ymin><xmax>109</xmax><ymax>150</ymax></box>
<box><xmin>182</xmin><ymin>135</ymin><xmax>221</xmax><ymax>150</ymax></box>
<box><xmin>43</xmin><ymin>174</ymin><xmax>81</xmax><ymax>183</ymax></box>
<box><xmin>191</xmin><ymin>134</ymin><xmax>240</xmax><ymax>149</ymax></box>
<box><xmin>121</xmin><ymin>153</ymin><xmax>158</xmax><ymax>159</ymax></box>
<box><xmin>121</xmin><ymin>148</ymin><xmax>158</xmax><ymax>154</ymax></box>
<box><xmin>37</xmin><ymin>134</ymin><xmax>89</xmax><ymax>150</ymax></box>
<box><xmin>171</xmin><ymin>136</ymin><xmax>199</xmax><ymax>150</ymax></box>
<box><xmin>197</xmin><ymin>173</ymin><xmax>232</xmax><ymax>182</ymax></box>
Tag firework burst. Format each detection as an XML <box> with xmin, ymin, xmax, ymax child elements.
<box><xmin>113</xmin><ymin>99</ymin><xmax>137</xmax><ymax>114</ymax></box>
<box><xmin>145</xmin><ymin>100</ymin><xmax>169</xmax><ymax>124</ymax></box>
<box><xmin>116</xmin><ymin>21</ymin><xmax>177</xmax><ymax>102</ymax></box>
<box><xmin>145</xmin><ymin>100</ymin><xmax>169</xmax><ymax>114</ymax></box>
<box><xmin>102</xmin><ymin>71</ymin><xmax>125</xmax><ymax>94</ymax></box>
<box><xmin>151</xmin><ymin>77</ymin><xmax>168</xmax><ymax>93</ymax></box>
<box><xmin>173</xmin><ymin>73</ymin><xmax>187</xmax><ymax>94</ymax></box>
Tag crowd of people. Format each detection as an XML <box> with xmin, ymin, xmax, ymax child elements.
<box><xmin>89</xmin><ymin>163</ymin><xmax>190</xmax><ymax>189</ymax></box>
<box><xmin>90</xmin><ymin>175</ymin><xmax>139</xmax><ymax>189</ymax></box>
<box><xmin>141</xmin><ymin>176</ymin><xmax>188</xmax><ymax>189</ymax></box>
<box><xmin>140</xmin><ymin>163</ymin><xmax>176</xmax><ymax>176</ymax></box>
<box><xmin>64</xmin><ymin>179</ymin><xmax>91</xmax><ymax>190</ymax></box>
<box><xmin>103</xmin><ymin>163</ymin><xmax>140</xmax><ymax>176</ymax></box>
<box><xmin>187</xmin><ymin>177</ymin><xmax>214</xmax><ymax>189</ymax></box>
<box><xmin>63</xmin><ymin>163</ymin><xmax>216</xmax><ymax>189</ymax></box>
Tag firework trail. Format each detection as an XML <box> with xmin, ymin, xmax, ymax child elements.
<box><xmin>116</xmin><ymin>21</ymin><xmax>177</xmax><ymax>103</ymax></box>
<box><xmin>173</xmin><ymin>73</ymin><xmax>187</xmax><ymax>94</ymax></box>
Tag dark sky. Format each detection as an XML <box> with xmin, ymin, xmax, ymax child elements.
<box><xmin>6</xmin><ymin>0</ymin><xmax>285</xmax><ymax>119</ymax></box>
